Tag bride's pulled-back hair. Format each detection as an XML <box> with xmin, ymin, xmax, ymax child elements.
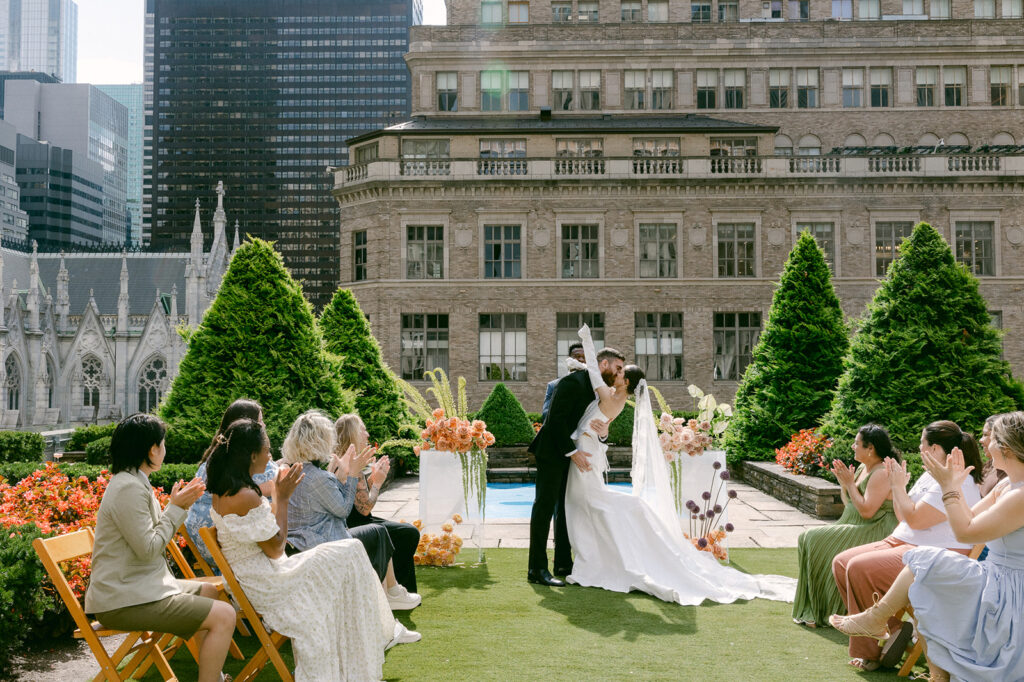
<box><xmin>623</xmin><ymin>365</ymin><xmax>645</xmax><ymax>395</ymax></box>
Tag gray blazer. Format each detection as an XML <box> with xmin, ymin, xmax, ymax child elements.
<box><xmin>84</xmin><ymin>469</ymin><xmax>187</xmax><ymax>614</ymax></box>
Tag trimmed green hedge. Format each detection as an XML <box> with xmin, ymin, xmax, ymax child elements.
<box><xmin>0</xmin><ymin>461</ymin><xmax>199</xmax><ymax>488</ymax></box>
<box><xmin>607</xmin><ymin>407</ymin><xmax>699</xmax><ymax>447</ymax></box>
<box><xmin>85</xmin><ymin>436</ymin><xmax>112</xmax><ymax>465</ymax></box>
<box><xmin>0</xmin><ymin>431</ymin><xmax>45</xmax><ymax>464</ymax></box>
<box><xmin>475</xmin><ymin>383</ymin><xmax>536</xmax><ymax>447</ymax></box>
<box><xmin>67</xmin><ymin>423</ymin><xmax>117</xmax><ymax>451</ymax></box>
<box><xmin>0</xmin><ymin>524</ymin><xmax>61</xmax><ymax>678</ymax></box>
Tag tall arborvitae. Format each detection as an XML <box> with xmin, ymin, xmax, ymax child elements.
<box><xmin>822</xmin><ymin>222</ymin><xmax>1024</xmax><ymax>454</ymax></box>
<box><xmin>319</xmin><ymin>288</ymin><xmax>410</xmax><ymax>444</ymax></box>
<box><xmin>724</xmin><ymin>231</ymin><xmax>849</xmax><ymax>466</ymax></box>
<box><xmin>160</xmin><ymin>239</ymin><xmax>353</xmax><ymax>461</ymax></box>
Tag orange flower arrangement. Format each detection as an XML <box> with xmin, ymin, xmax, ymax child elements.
<box><xmin>407</xmin><ymin>515</ymin><xmax>465</xmax><ymax>567</ymax></box>
<box><xmin>685</xmin><ymin>529</ymin><xmax>729</xmax><ymax>561</ymax></box>
<box><xmin>413</xmin><ymin>408</ymin><xmax>495</xmax><ymax>455</ymax></box>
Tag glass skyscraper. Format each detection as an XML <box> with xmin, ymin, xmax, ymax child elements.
<box><xmin>98</xmin><ymin>84</ymin><xmax>143</xmax><ymax>246</ymax></box>
<box><xmin>144</xmin><ymin>0</ymin><xmax>423</xmax><ymax>306</ymax></box>
<box><xmin>0</xmin><ymin>0</ymin><xmax>78</xmax><ymax>83</ymax></box>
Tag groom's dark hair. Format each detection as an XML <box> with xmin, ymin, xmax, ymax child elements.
<box><xmin>596</xmin><ymin>347</ymin><xmax>625</xmax><ymax>363</ymax></box>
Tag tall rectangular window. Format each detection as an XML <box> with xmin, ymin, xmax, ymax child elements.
<box><xmin>770</xmin><ymin>69</ymin><xmax>790</xmax><ymax>108</ymax></box>
<box><xmin>353</xmin><ymin>230</ymin><xmax>368</xmax><ymax>281</ymax></box>
<box><xmin>553</xmin><ymin>70</ymin><xmax>574</xmax><ymax>110</ymax></box>
<box><xmin>975</xmin><ymin>0</ymin><xmax>995</xmax><ymax>16</ymax></box>
<box><xmin>991</xmin><ymin>66</ymin><xmax>1011</xmax><ymax>106</ymax></box>
<box><xmin>484</xmin><ymin>225</ymin><xmax>522</xmax><ymax>279</ymax></box>
<box><xmin>639</xmin><ymin>223</ymin><xmax>678</xmax><ymax>278</ymax></box>
<box><xmin>692</xmin><ymin>1</ymin><xmax>712</xmax><ymax>22</ymax></box>
<box><xmin>870</xmin><ymin>68</ymin><xmax>891</xmax><ymax>107</ymax></box>
<box><xmin>697</xmin><ymin>69</ymin><xmax>718</xmax><ymax>109</ymax></box>
<box><xmin>509</xmin><ymin>71</ymin><xmax>529</xmax><ymax>111</ymax></box>
<box><xmin>625</xmin><ymin>70</ymin><xmax>646</xmax><ymax>109</ymax></box>
<box><xmin>789</xmin><ymin>0</ymin><xmax>810</xmax><ymax>19</ymax></box>
<box><xmin>578</xmin><ymin>1</ymin><xmax>599</xmax><ymax>21</ymax></box>
<box><xmin>481</xmin><ymin>70</ymin><xmax>504</xmax><ymax>111</ymax></box>
<box><xmin>557</xmin><ymin>314</ymin><xmax>605</xmax><ymax>377</ymax></box>
<box><xmin>719</xmin><ymin>0</ymin><xmax>740</xmax><ymax>21</ymax></box>
<box><xmin>1004</xmin><ymin>0</ymin><xmax>1023</xmax><ymax>16</ymax></box>
<box><xmin>482</xmin><ymin>1</ymin><xmax>503</xmax><ymax>24</ymax></box>
<box><xmin>843</xmin><ymin>68</ymin><xmax>863</xmax><ymax>107</ymax></box>
<box><xmin>955</xmin><ymin>222</ymin><xmax>995</xmax><ymax>276</ymax></box>
<box><xmin>406</xmin><ymin>225</ymin><xmax>444</xmax><ymax>279</ymax></box>
<box><xmin>437</xmin><ymin>72</ymin><xmax>458</xmax><ymax>112</ymax></box>
<box><xmin>648</xmin><ymin>0</ymin><xmax>670</xmax><ymax>21</ymax></box>
<box><xmin>579</xmin><ymin>70</ymin><xmax>601</xmax><ymax>110</ymax></box>
<box><xmin>355</xmin><ymin>143</ymin><xmax>378</xmax><ymax>164</ymax></box>
<box><xmin>717</xmin><ymin>223</ymin><xmax>756</xmax><ymax>277</ymax></box>
<box><xmin>508</xmin><ymin>1</ymin><xmax>529</xmax><ymax>22</ymax></box>
<box><xmin>621</xmin><ymin>0</ymin><xmax>642</xmax><ymax>21</ymax></box>
<box><xmin>552</xmin><ymin>2</ymin><xmax>573</xmax><ymax>21</ymax></box>
<box><xmin>635</xmin><ymin>313</ymin><xmax>684</xmax><ymax>381</ymax></box>
<box><xmin>796</xmin><ymin>222</ymin><xmax>835</xmax><ymax>270</ymax></box>
<box><xmin>797</xmin><ymin>69</ymin><xmax>818</xmax><ymax>108</ymax></box>
<box><xmin>770</xmin><ymin>0</ymin><xmax>784</xmax><ymax>17</ymax></box>
<box><xmin>930</xmin><ymin>0</ymin><xmax>951</xmax><ymax>16</ymax></box>
<box><xmin>859</xmin><ymin>0</ymin><xmax>880</xmax><ymax>17</ymax></box>
<box><xmin>479</xmin><ymin>313</ymin><xmax>527</xmax><ymax>381</ymax></box>
<box><xmin>832</xmin><ymin>0</ymin><xmax>853</xmax><ymax>17</ymax></box>
<box><xmin>944</xmin><ymin>67</ymin><xmax>966</xmax><ymax>106</ymax></box>
<box><xmin>903</xmin><ymin>0</ymin><xmax>925</xmax><ymax>12</ymax></box>
<box><xmin>724</xmin><ymin>69</ymin><xmax>745</xmax><ymax>108</ymax></box>
<box><xmin>652</xmin><ymin>70</ymin><xmax>674</xmax><ymax>109</ymax></box>
<box><xmin>713</xmin><ymin>312</ymin><xmax>761</xmax><ymax>381</ymax></box>
<box><xmin>562</xmin><ymin>224</ymin><xmax>600</xmax><ymax>278</ymax></box>
<box><xmin>401</xmin><ymin>314</ymin><xmax>449</xmax><ymax>379</ymax></box>
<box><xmin>916</xmin><ymin>67</ymin><xmax>937</xmax><ymax>106</ymax></box>
<box><xmin>875</xmin><ymin>221</ymin><xmax>914</xmax><ymax>275</ymax></box>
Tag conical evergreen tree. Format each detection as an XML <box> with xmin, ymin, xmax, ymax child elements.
<box><xmin>320</xmin><ymin>288</ymin><xmax>410</xmax><ymax>444</ymax></box>
<box><xmin>724</xmin><ymin>231</ymin><xmax>849</xmax><ymax>465</ymax></box>
<box><xmin>822</xmin><ymin>222</ymin><xmax>1024</xmax><ymax>454</ymax></box>
<box><xmin>474</xmin><ymin>383</ymin><xmax>537</xmax><ymax>446</ymax></box>
<box><xmin>161</xmin><ymin>239</ymin><xmax>353</xmax><ymax>461</ymax></box>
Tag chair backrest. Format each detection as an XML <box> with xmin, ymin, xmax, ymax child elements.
<box><xmin>198</xmin><ymin>527</ymin><xmax>261</xmax><ymax>622</ymax></box>
<box><xmin>968</xmin><ymin>542</ymin><xmax>985</xmax><ymax>560</ymax></box>
<box><xmin>166</xmin><ymin>535</ymin><xmax>198</xmax><ymax>580</ymax></box>
<box><xmin>178</xmin><ymin>525</ymin><xmax>217</xmax><ymax>577</ymax></box>
<box><xmin>32</xmin><ymin>529</ymin><xmax>97</xmax><ymax>635</ymax></box>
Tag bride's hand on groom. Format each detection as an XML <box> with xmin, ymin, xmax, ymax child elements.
<box><xmin>589</xmin><ymin>419</ymin><xmax>609</xmax><ymax>439</ymax></box>
<box><xmin>571</xmin><ymin>450</ymin><xmax>592</xmax><ymax>473</ymax></box>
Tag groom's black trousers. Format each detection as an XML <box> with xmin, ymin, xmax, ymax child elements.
<box><xmin>528</xmin><ymin>457</ymin><xmax>572</xmax><ymax>571</ymax></box>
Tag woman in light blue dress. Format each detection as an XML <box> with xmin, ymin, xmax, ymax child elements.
<box><xmin>184</xmin><ymin>398</ymin><xmax>278</xmax><ymax>566</ymax></box>
<box><xmin>831</xmin><ymin>411</ymin><xmax>1024</xmax><ymax>681</ymax></box>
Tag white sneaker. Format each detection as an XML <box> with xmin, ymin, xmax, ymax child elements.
<box><xmin>387</xmin><ymin>585</ymin><xmax>422</xmax><ymax>610</ymax></box>
<box><xmin>385</xmin><ymin>621</ymin><xmax>422</xmax><ymax>651</ymax></box>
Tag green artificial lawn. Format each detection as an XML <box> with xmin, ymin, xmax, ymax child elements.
<box><xmin>137</xmin><ymin>548</ymin><xmax>922</xmax><ymax>681</ymax></box>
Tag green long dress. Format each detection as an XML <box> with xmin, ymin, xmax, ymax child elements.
<box><xmin>791</xmin><ymin>464</ymin><xmax>897</xmax><ymax>626</ymax></box>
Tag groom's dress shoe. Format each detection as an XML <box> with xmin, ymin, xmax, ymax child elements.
<box><xmin>527</xmin><ymin>569</ymin><xmax>566</xmax><ymax>587</ymax></box>
<box><xmin>553</xmin><ymin>565</ymin><xmax>573</xmax><ymax>577</ymax></box>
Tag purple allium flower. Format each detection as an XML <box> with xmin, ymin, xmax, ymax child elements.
<box><xmin>698</xmin><ymin>512</ymin><xmax>706</xmax><ymax>520</ymax></box>
<box><xmin>719</xmin><ymin>471</ymin><xmax>731</xmax><ymax>480</ymax></box>
<box><xmin>712</xmin><ymin>460</ymin><xmax>722</xmax><ymax>470</ymax></box>
<box><xmin>725</xmin><ymin>523</ymin><xmax>735</xmax><ymax>532</ymax></box>
<box><xmin>714</xmin><ymin>504</ymin><xmax>723</xmax><ymax>514</ymax></box>
<box><xmin>686</xmin><ymin>499</ymin><xmax>697</xmax><ymax>510</ymax></box>
<box><xmin>697</xmin><ymin>538</ymin><xmax>709</xmax><ymax>548</ymax></box>
<box><xmin>728</xmin><ymin>490</ymin><xmax>738</xmax><ymax>499</ymax></box>
<box><xmin>702</xmin><ymin>491</ymin><xmax>712</xmax><ymax>500</ymax></box>
<box><xmin>691</xmin><ymin>514</ymin><xmax>699</xmax><ymax>520</ymax></box>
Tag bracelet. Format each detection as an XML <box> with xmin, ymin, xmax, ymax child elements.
<box><xmin>941</xmin><ymin>490</ymin><xmax>961</xmax><ymax>504</ymax></box>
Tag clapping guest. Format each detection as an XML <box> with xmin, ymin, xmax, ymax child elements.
<box><xmin>541</xmin><ymin>342</ymin><xmax>585</xmax><ymax>423</ymax></box>
<box><xmin>85</xmin><ymin>414</ymin><xmax>236</xmax><ymax>682</ymax></box>
<box><xmin>830</xmin><ymin>421</ymin><xmax>983</xmax><ymax>671</ymax></box>
<box><xmin>831</xmin><ymin>411</ymin><xmax>1024</xmax><ymax>681</ymax></box>
<box><xmin>979</xmin><ymin>415</ymin><xmax>1008</xmax><ymax>495</ymax></box>
<box><xmin>185</xmin><ymin>398</ymin><xmax>279</xmax><ymax>567</ymax></box>
<box><xmin>792</xmin><ymin>425</ymin><xmax>897</xmax><ymax>628</ymax></box>
<box><xmin>336</xmin><ymin>414</ymin><xmax>420</xmax><ymax>597</ymax></box>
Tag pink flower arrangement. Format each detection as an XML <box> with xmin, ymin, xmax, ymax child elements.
<box><xmin>658</xmin><ymin>412</ymin><xmax>714</xmax><ymax>460</ymax></box>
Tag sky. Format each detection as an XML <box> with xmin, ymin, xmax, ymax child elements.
<box><xmin>76</xmin><ymin>0</ymin><xmax>448</xmax><ymax>84</ymax></box>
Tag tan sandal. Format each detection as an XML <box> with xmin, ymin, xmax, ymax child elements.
<box><xmin>849</xmin><ymin>658</ymin><xmax>881</xmax><ymax>672</ymax></box>
<box><xmin>829</xmin><ymin>611</ymin><xmax>888</xmax><ymax>639</ymax></box>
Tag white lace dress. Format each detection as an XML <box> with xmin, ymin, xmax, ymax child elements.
<box><xmin>210</xmin><ymin>499</ymin><xmax>395</xmax><ymax>682</ymax></box>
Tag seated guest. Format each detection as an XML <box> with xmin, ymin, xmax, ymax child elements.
<box><xmin>185</xmin><ymin>398</ymin><xmax>278</xmax><ymax>567</ymax></box>
<box><xmin>208</xmin><ymin>418</ymin><xmax>419</xmax><ymax>681</ymax></box>
<box><xmin>336</xmin><ymin>414</ymin><xmax>420</xmax><ymax>598</ymax></box>
<box><xmin>85</xmin><ymin>414</ymin><xmax>236</xmax><ymax>682</ymax></box>
<box><xmin>792</xmin><ymin>424</ymin><xmax>897</xmax><ymax>628</ymax></box>
<box><xmin>541</xmin><ymin>342</ymin><xmax>585</xmax><ymax>423</ymax></box>
<box><xmin>283</xmin><ymin>410</ymin><xmax>421</xmax><ymax>610</ymax></box>
<box><xmin>831</xmin><ymin>411</ymin><xmax>1024</xmax><ymax>682</ymax></box>
<box><xmin>831</xmin><ymin>420</ymin><xmax>983</xmax><ymax>671</ymax></box>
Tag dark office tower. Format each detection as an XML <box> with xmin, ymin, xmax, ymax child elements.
<box><xmin>143</xmin><ymin>0</ymin><xmax>422</xmax><ymax>306</ymax></box>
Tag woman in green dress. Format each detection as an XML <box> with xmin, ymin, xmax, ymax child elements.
<box><xmin>792</xmin><ymin>424</ymin><xmax>899</xmax><ymax>627</ymax></box>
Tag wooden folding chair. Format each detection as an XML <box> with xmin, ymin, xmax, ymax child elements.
<box><xmin>175</xmin><ymin>525</ymin><xmax>252</xmax><ymax>636</ymax></box>
<box><xmin>32</xmin><ymin>529</ymin><xmax>180</xmax><ymax>682</ymax></box>
<box><xmin>199</xmin><ymin>526</ymin><xmax>295</xmax><ymax>682</ymax></box>
<box><xmin>897</xmin><ymin>542</ymin><xmax>985</xmax><ymax>677</ymax></box>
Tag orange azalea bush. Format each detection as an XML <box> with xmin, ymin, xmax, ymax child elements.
<box><xmin>408</xmin><ymin>514</ymin><xmax>464</xmax><ymax>566</ymax></box>
<box><xmin>414</xmin><ymin>408</ymin><xmax>495</xmax><ymax>455</ymax></box>
<box><xmin>775</xmin><ymin>428</ymin><xmax>834</xmax><ymax>476</ymax></box>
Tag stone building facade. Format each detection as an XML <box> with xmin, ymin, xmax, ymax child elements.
<box><xmin>0</xmin><ymin>185</ymin><xmax>235</xmax><ymax>429</ymax></box>
<box><xmin>332</xmin><ymin>0</ymin><xmax>1024</xmax><ymax>413</ymax></box>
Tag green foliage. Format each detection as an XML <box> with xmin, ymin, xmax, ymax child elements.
<box><xmin>474</xmin><ymin>383</ymin><xmax>536</xmax><ymax>447</ymax></box>
<box><xmin>84</xmin><ymin>436</ymin><xmax>112</xmax><ymax>465</ymax></box>
<box><xmin>163</xmin><ymin>427</ymin><xmax>210</xmax><ymax>465</ymax></box>
<box><xmin>319</xmin><ymin>289</ymin><xmax>410</xmax><ymax>444</ymax></box>
<box><xmin>606</xmin><ymin>405</ymin><xmax>698</xmax><ymax>447</ymax></box>
<box><xmin>822</xmin><ymin>223</ymin><xmax>1024</xmax><ymax>455</ymax></box>
<box><xmin>0</xmin><ymin>461</ymin><xmax>198</xmax><ymax>486</ymax></box>
<box><xmin>148</xmin><ymin>463</ymin><xmax>201</xmax><ymax>491</ymax></box>
<box><xmin>725</xmin><ymin>231</ymin><xmax>849</xmax><ymax>467</ymax></box>
<box><xmin>525</xmin><ymin>412</ymin><xmax>543</xmax><ymax>426</ymax></box>
<box><xmin>0</xmin><ymin>524</ymin><xmax>61</xmax><ymax>678</ymax></box>
<box><xmin>67</xmin><ymin>423</ymin><xmax>116</xmax><ymax>451</ymax></box>
<box><xmin>378</xmin><ymin>439</ymin><xmax>420</xmax><ymax>475</ymax></box>
<box><xmin>0</xmin><ymin>431</ymin><xmax>45</xmax><ymax>463</ymax></box>
<box><xmin>160</xmin><ymin>239</ymin><xmax>353</xmax><ymax>459</ymax></box>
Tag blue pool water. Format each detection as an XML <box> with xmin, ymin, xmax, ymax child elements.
<box><xmin>485</xmin><ymin>482</ymin><xmax>631</xmax><ymax>519</ymax></box>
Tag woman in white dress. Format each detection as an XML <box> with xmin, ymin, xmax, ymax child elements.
<box><xmin>206</xmin><ymin>417</ymin><xmax>418</xmax><ymax>682</ymax></box>
<box><xmin>564</xmin><ymin>325</ymin><xmax>796</xmax><ymax>605</ymax></box>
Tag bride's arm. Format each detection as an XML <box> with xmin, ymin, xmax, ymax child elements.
<box><xmin>578</xmin><ymin>324</ymin><xmax>613</xmax><ymax>402</ymax></box>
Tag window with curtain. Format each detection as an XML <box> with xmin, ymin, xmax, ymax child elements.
<box><xmin>402</xmin><ymin>314</ymin><xmax>449</xmax><ymax>379</ymax></box>
<box><xmin>479</xmin><ymin>313</ymin><xmax>527</xmax><ymax>381</ymax></box>
<box><xmin>713</xmin><ymin>312</ymin><xmax>761</xmax><ymax>381</ymax></box>
<box><xmin>635</xmin><ymin>313</ymin><xmax>684</xmax><ymax>381</ymax></box>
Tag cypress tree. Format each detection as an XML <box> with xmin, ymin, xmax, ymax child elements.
<box><xmin>822</xmin><ymin>222</ymin><xmax>1024</xmax><ymax>455</ymax></box>
<box><xmin>474</xmin><ymin>383</ymin><xmax>537</xmax><ymax>446</ymax></box>
<box><xmin>724</xmin><ymin>231</ymin><xmax>849</xmax><ymax>466</ymax></box>
<box><xmin>160</xmin><ymin>239</ymin><xmax>353</xmax><ymax>461</ymax></box>
<box><xmin>319</xmin><ymin>288</ymin><xmax>410</xmax><ymax>444</ymax></box>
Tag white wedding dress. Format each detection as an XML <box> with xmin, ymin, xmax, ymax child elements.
<box><xmin>563</xmin><ymin>326</ymin><xmax>796</xmax><ymax>605</ymax></box>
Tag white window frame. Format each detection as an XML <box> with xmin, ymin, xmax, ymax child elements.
<box><xmin>634</xmin><ymin>212</ymin><xmax>684</xmax><ymax>279</ymax></box>
<box><xmin>949</xmin><ymin>210</ymin><xmax>1001</xmax><ymax>277</ymax></box>
<box><xmin>712</xmin><ymin>211</ymin><xmax>761</xmax><ymax>279</ymax></box>
<box><xmin>478</xmin><ymin>210</ymin><xmax>529</xmax><ymax>279</ymax></box>
<box><xmin>555</xmin><ymin>212</ymin><xmax>605</xmax><ymax>280</ymax></box>
<box><xmin>400</xmin><ymin>211</ymin><xmax>451</xmax><ymax>281</ymax></box>
<box><xmin>791</xmin><ymin>211</ymin><xmax>842</xmax><ymax>276</ymax></box>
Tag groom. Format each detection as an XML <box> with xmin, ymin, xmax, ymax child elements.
<box><xmin>527</xmin><ymin>346</ymin><xmax>625</xmax><ymax>586</ymax></box>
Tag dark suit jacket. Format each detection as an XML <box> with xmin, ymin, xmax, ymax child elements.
<box><xmin>529</xmin><ymin>370</ymin><xmax>593</xmax><ymax>467</ymax></box>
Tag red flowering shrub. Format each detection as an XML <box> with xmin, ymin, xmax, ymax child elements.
<box><xmin>775</xmin><ymin>428</ymin><xmax>834</xmax><ymax>476</ymax></box>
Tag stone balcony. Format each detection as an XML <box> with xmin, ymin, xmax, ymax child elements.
<box><xmin>334</xmin><ymin>153</ymin><xmax>1024</xmax><ymax>189</ymax></box>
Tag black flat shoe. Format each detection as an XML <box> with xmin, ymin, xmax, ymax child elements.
<box><xmin>879</xmin><ymin>621</ymin><xmax>914</xmax><ymax>669</ymax></box>
<box><xmin>553</xmin><ymin>565</ymin><xmax>573</xmax><ymax>577</ymax></box>
<box><xmin>527</xmin><ymin>569</ymin><xmax>566</xmax><ymax>587</ymax></box>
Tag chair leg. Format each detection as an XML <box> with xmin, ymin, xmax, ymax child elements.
<box><xmin>899</xmin><ymin>640</ymin><xmax>925</xmax><ymax>677</ymax></box>
<box><xmin>228</xmin><ymin>637</ymin><xmax>244</xmax><ymax>660</ymax></box>
<box><xmin>233</xmin><ymin>646</ymin><xmax>271</xmax><ymax>682</ymax></box>
<box><xmin>266</xmin><ymin>632</ymin><xmax>294</xmax><ymax>682</ymax></box>
<box><xmin>90</xmin><ymin>632</ymin><xmax>143</xmax><ymax>682</ymax></box>
<box><xmin>235</xmin><ymin>613</ymin><xmax>252</xmax><ymax>637</ymax></box>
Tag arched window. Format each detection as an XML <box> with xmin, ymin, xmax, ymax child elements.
<box><xmin>947</xmin><ymin>132</ymin><xmax>969</xmax><ymax>146</ymax></box>
<box><xmin>82</xmin><ymin>356</ymin><xmax>102</xmax><ymax>408</ymax></box>
<box><xmin>918</xmin><ymin>132</ymin><xmax>940</xmax><ymax>146</ymax></box>
<box><xmin>773</xmin><ymin>134</ymin><xmax>793</xmax><ymax>156</ymax></box>
<box><xmin>797</xmin><ymin>134</ymin><xmax>822</xmax><ymax>156</ymax></box>
<box><xmin>5</xmin><ymin>355</ymin><xmax>20</xmax><ymax>411</ymax></box>
<box><xmin>42</xmin><ymin>357</ymin><xmax>55</xmax><ymax>409</ymax></box>
<box><xmin>138</xmin><ymin>357</ymin><xmax>168</xmax><ymax>414</ymax></box>
<box><xmin>843</xmin><ymin>133</ymin><xmax>866</xmax><ymax>148</ymax></box>
<box><xmin>992</xmin><ymin>132</ymin><xmax>1016</xmax><ymax>145</ymax></box>
<box><xmin>872</xmin><ymin>132</ymin><xmax>895</xmax><ymax>147</ymax></box>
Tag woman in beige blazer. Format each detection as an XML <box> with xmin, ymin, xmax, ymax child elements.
<box><xmin>84</xmin><ymin>413</ymin><xmax>236</xmax><ymax>682</ymax></box>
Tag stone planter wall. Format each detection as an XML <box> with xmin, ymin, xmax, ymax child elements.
<box><xmin>741</xmin><ymin>460</ymin><xmax>844</xmax><ymax>520</ymax></box>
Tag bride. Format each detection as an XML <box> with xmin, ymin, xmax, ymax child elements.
<box><xmin>564</xmin><ymin>325</ymin><xmax>796</xmax><ymax>605</ymax></box>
